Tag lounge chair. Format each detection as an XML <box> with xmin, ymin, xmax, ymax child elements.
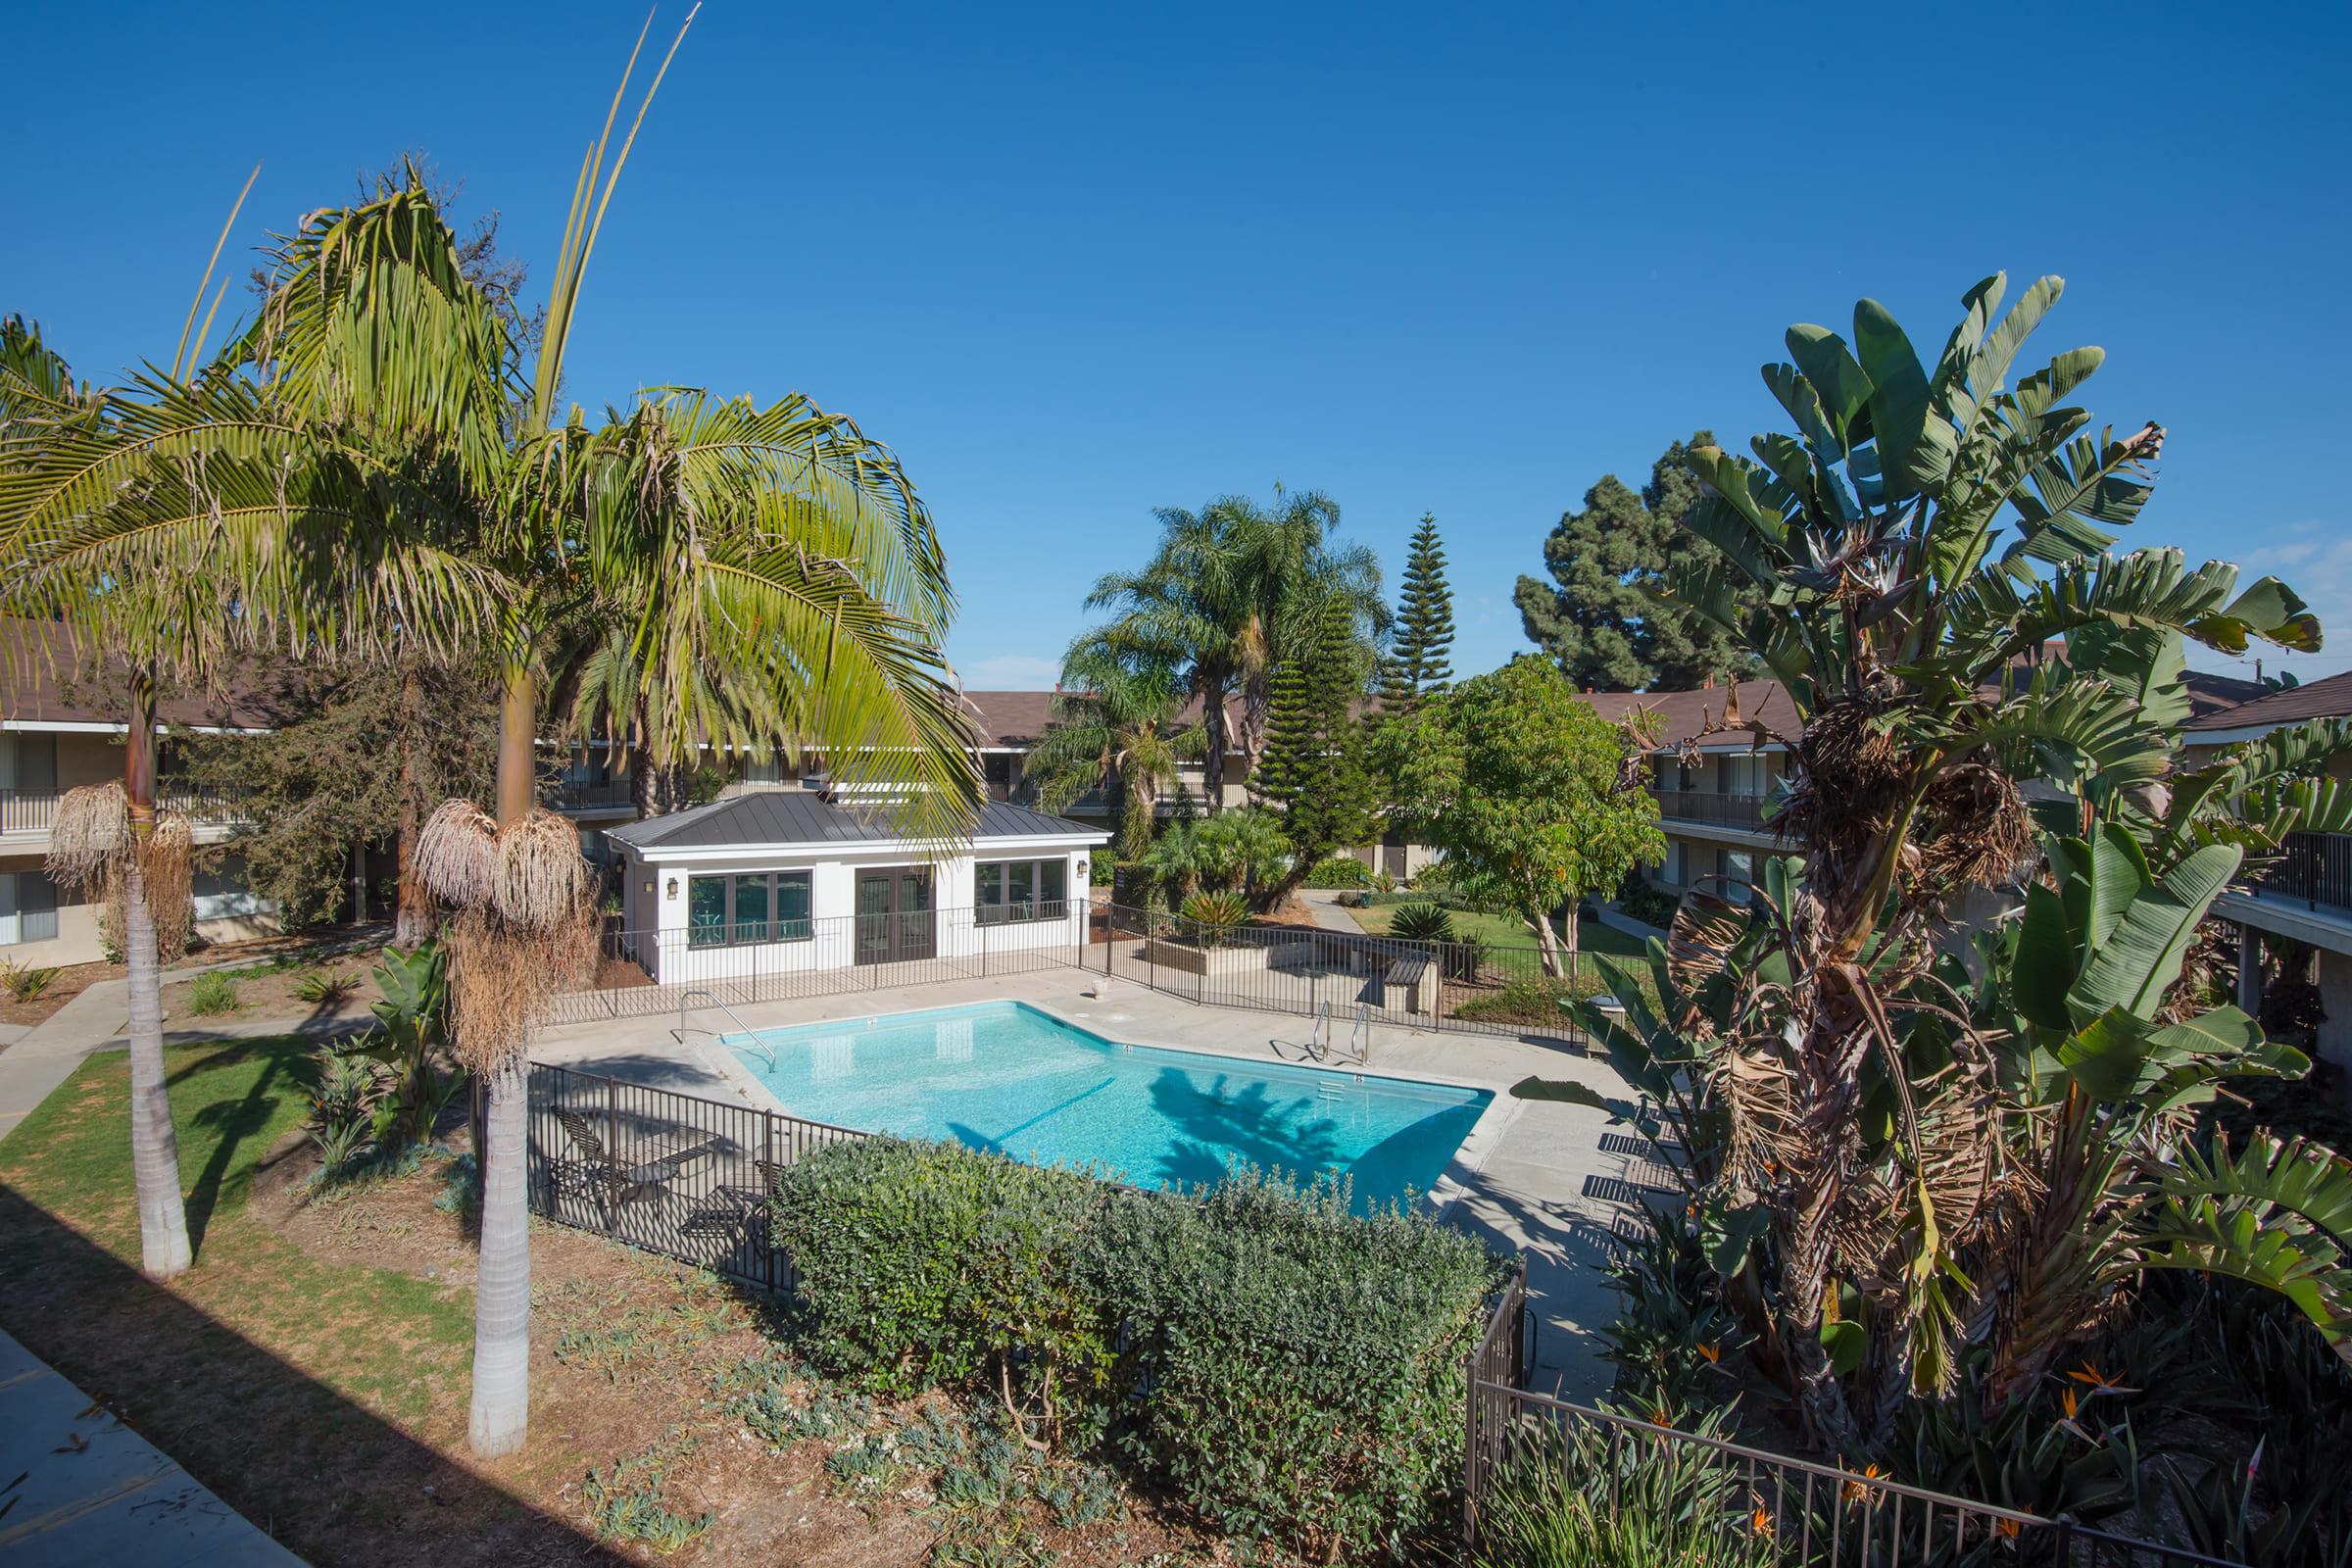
<box><xmin>550</xmin><ymin>1105</ymin><xmax>719</xmax><ymax>1227</ymax></box>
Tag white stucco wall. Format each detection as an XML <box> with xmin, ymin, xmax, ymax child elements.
<box><xmin>617</xmin><ymin>836</ymin><xmax>1099</xmax><ymax>985</ymax></box>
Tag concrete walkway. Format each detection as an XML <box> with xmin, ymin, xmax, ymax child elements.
<box><xmin>534</xmin><ymin>964</ymin><xmax>1656</xmax><ymax>1399</ymax></box>
<box><xmin>0</xmin><ymin>1329</ymin><xmax>303</xmax><ymax>1566</ymax></box>
<box><xmin>1293</xmin><ymin>888</ymin><xmax>1371</xmax><ymax>934</ymax></box>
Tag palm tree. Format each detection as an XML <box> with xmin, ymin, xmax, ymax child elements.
<box><xmin>1023</xmin><ymin>630</ymin><xmax>1204</xmax><ymax>857</ymax></box>
<box><xmin>10</xmin><ymin>16</ymin><xmax>977</xmax><ymax>1457</ymax></box>
<box><xmin>1086</xmin><ymin>488</ymin><xmax>1382</xmax><ymax>810</ymax></box>
<box><xmin>0</xmin><ymin>183</ymin><xmax>272</xmax><ymax>1280</ymax></box>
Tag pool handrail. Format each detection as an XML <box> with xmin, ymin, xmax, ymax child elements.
<box><xmin>677</xmin><ymin>989</ymin><xmax>772</xmax><ymax>1067</ymax></box>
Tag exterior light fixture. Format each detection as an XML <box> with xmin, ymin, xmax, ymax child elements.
<box><xmin>665</xmin><ymin>877</ymin><xmax>680</xmax><ymax>901</ymax></box>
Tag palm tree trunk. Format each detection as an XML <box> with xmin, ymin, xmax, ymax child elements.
<box><xmin>469</xmin><ymin>661</ymin><xmax>537</xmax><ymax>1458</ymax></box>
<box><xmin>122</xmin><ymin>673</ymin><xmax>192</xmax><ymax>1280</ymax></box>
<box><xmin>395</xmin><ymin>662</ymin><xmax>437</xmax><ymax>946</ymax></box>
<box><xmin>1201</xmin><ymin>677</ymin><xmax>1229</xmax><ymax>814</ymax></box>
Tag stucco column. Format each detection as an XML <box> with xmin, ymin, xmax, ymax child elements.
<box><xmin>2236</xmin><ymin>921</ymin><xmax>2264</xmax><ymax>1016</ymax></box>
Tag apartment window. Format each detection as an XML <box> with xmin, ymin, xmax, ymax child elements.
<box><xmin>1722</xmin><ymin>754</ymin><xmax>1770</xmax><ymax>796</ymax></box>
<box><xmin>1663</xmin><ymin>841</ymin><xmax>1686</xmax><ymax>885</ymax></box>
<box><xmin>687</xmin><ymin>870</ymin><xmax>812</xmax><ymax>947</ymax></box>
<box><xmin>975</xmin><ymin>857</ymin><xmax>1068</xmax><ymax>924</ymax></box>
<box><xmin>1655</xmin><ymin>759</ymin><xmax>1684</xmax><ymax>793</ymax></box>
<box><xmin>1719</xmin><ymin>849</ymin><xmax>1755</xmax><ymax>887</ymax></box>
<box><xmin>0</xmin><ymin>870</ymin><xmax>60</xmax><ymax>946</ymax></box>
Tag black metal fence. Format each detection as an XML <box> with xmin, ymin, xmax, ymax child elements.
<box><xmin>2251</xmin><ymin>829</ymin><xmax>2352</xmax><ymax>913</ymax></box>
<box><xmin>1090</xmin><ymin>902</ymin><xmax>1596</xmax><ymax>1047</ymax></box>
<box><xmin>544</xmin><ymin>906</ymin><xmax>1087</xmax><ymax>1026</ymax></box>
<box><xmin>524</xmin><ymin>1059</ymin><xmax>866</xmax><ymax>1291</ymax></box>
<box><xmin>1460</xmin><ymin>1289</ymin><xmax>2244</xmax><ymax>1567</ymax></box>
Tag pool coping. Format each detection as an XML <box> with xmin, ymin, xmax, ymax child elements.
<box><xmin>695</xmin><ymin>995</ymin><xmax>1522</xmax><ymax>1223</ymax></box>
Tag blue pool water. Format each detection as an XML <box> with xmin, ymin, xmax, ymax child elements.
<box><xmin>723</xmin><ymin>1002</ymin><xmax>1490</xmax><ymax>1211</ymax></box>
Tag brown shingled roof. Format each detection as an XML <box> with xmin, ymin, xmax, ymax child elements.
<box><xmin>1</xmin><ymin>618</ymin><xmax>300</xmax><ymax>730</ymax></box>
<box><xmin>958</xmin><ymin>689</ymin><xmax>1249</xmax><ymax>750</ymax></box>
<box><xmin>2181</xmin><ymin>669</ymin><xmax>2352</xmax><ymax>733</ymax></box>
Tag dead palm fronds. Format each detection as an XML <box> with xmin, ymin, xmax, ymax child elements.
<box><xmin>46</xmin><ymin>780</ymin><xmax>194</xmax><ymax>961</ymax></box>
<box><xmin>414</xmin><ymin>802</ymin><xmax>597</xmax><ymax>1071</ymax></box>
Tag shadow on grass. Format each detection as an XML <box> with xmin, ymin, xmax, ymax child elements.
<box><xmin>183</xmin><ymin>1049</ymin><xmax>295</xmax><ymax>1254</ymax></box>
<box><xmin>0</xmin><ymin>1183</ymin><xmax>608</xmax><ymax>1565</ymax></box>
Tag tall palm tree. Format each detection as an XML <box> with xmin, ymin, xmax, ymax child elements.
<box><xmin>1086</xmin><ymin>488</ymin><xmax>1382</xmax><ymax>809</ymax></box>
<box><xmin>9</xmin><ymin>15</ymin><xmax>977</xmax><ymax>1457</ymax></box>
<box><xmin>1023</xmin><ymin>630</ymin><xmax>1204</xmax><ymax>856</ymax></box>
<box><xmin>236</xmin><ymin>28</ymin><xmax>975</xmax><ymax>1457</ymax></box>
<box><xmin>0</xmin><ymin>183</ymin><xmax>274</xmax><ymax>1280</ymax></box>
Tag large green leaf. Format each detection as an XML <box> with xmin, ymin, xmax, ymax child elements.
<box><xmin>2011</xmin><ymin>882</ymin><xmax>2080</xmax><ymax>1033</ymax></box>
<box><xmin>2051</xmin><ymin>1005</ymin><xmax>2153</xmax><ymax>1102</ymax></box>
<box><xmin>1852</xmin><ymin>298</ymin><xmax>1930</xmax><ymax>502</ymax></box>
<box><xmin>2069</xmin><ymin>841</ymin><xmax>2243</xmax><ymax>1021</ymax></box>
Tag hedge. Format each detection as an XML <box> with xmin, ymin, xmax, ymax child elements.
<box><xmin>767</xmin><ymin>1139</ymin><xmax>1509</xmax><ymax>1560</ymax></box>
<box><xmin>1300</xmin><ymin>855</ymin><xmax>1374</xmax><ymax>889</ymax></box>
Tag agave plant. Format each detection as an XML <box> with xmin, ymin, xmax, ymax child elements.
<box><xmin>1537</xmin><ymin>273</ymin><xmax>2352</xmax><ymax>1455</ymax></box>
<box><xmin>1178</xmin><ymin>890</ymin><xmax>1250</xmax><ymax>946</ymax></box>
<box><xmin>1387</xmin><ymin>903</ymin><xmax>1456</xmax><ymax>944</ymax></box>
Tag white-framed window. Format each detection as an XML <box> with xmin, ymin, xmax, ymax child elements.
<box><xmin>687</xmin><ymin>870</ymin><xmax>813</xmax><ymax>948</ymax></box>
<box><xmin>1720</xmin><ymin>849</ymin><xmax>1755</xmax><ymax>887</ymax></box>
<box><xmin>1663</xmin><ymin>841</ymin><xmax>1686</xmax><ymax>885</ymax></box>
<box><xmin>0</xmin><ymin>869</ymin><xmax>60</xmax><ymax>946</ymax></box>
<box><xmin>975</xmin><ymin>858</ymin><xmax>1069</xmax><ymax>924</ymax></box>
<box><xmin>191</xmin><ymin>860</ymin><xmax>269</xmax><ymax>922</ymax></box>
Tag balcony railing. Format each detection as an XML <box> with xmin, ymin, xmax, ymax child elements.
<box><xmin>1</xmin><ymin>784</ymin><xmax>251</xmax><ymax>836</ymax></box>
<box><xmin>1651</xmin><ymin>788</ymin><xmax>1771</xmax><ymax>829</ymax></box>
<box><xmin>541</xmin><ymin>776</ymin><xmax>633</xmax><ymax>812</ymax></box>
<box><xmin>2249</xmin><ymin>830</ymin><xmax>2352</xmax><ymax>914</ymax></box>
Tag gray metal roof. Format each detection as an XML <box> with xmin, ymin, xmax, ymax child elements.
<box><xmin>607</xmin><ymin>790</ymin><xmax>1107</xmax><ymax>852</ymax></box>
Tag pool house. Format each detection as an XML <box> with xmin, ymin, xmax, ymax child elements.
<box><xmin>603</xmin><ymin>791</ymin><xmax>1109</xmax><ymax>994</ymax></box>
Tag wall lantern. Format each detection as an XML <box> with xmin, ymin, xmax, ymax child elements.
<box><xmin>665</xmin><ymin>877</ymin><xmax>680</xmax><ymax>901</ymax></box>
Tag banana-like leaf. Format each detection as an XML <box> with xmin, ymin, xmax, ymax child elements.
<box><xmin>2137</xmin><ymin>1196</ymin><xmax>2352</xmax><ymax>1366</ymax></box>
<box><xmin>1785</xmin><ymin>323</ymin><xmax>1874</xmax><ymax>441</ymax></box>
<box><xmin>2011</xmin><ymin>882</ymin><xmax>2082</xmax><ymax>1033</ymax></box>
<box><xmin>1853</xmin><ymin>298</ymin><xmax>1931</xmax><ymax>502</ymax></box>
<box><xmin>2069</xmin><ymin>841</ymin><xmax>2242</xmax><ymax>1021</ymax></box>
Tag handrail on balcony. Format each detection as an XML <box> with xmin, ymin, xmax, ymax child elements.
<box><xmin>2249</xmin><ymin>829</ymin><xmax>2352</xmax><ymax>914</ymax></box>
<box><xmin>1649</xmin><ymin>787</ymin><xmax>1771</xmax><ymax>829</ymax></box>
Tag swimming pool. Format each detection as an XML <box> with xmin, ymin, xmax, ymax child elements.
<box><xmin>720</xmin><ymin>1002</ymin><xmax>1491</xmax><ymax>1211</ymax></box>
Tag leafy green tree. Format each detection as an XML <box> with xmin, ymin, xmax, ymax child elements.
<box><xmin>1025</xmin><ymin>630</ymin><xmax>1205</xmax><ymax>857</ymax></box>
<box><xmin>179</xmin><ymin>656</ymin><xmax>499</xmax><ymax>938</ymax></box>
<box><xmin>1086</xmin><ymin>487</ymin><xmax>1383</xmax><ymax>808</ymax></box>
<box><xmin>1552</xmin><ymin>272</ymin><xmax>2350</xmax><ymax>1458</ymax></box>
<box><xmin>1380</xmin><ymin>513</ymin><xmax>1453</xmax><ymax>712</ymax></box>
<box><xmin>1514</xmin><ymin>432</ymin><xmax>1754</xmax><ymax>690</ymax></box>
<box><xmin>1389</xmin><ymin>659</ymin><xmax>1663</xmax><ymax>974</ymax></box>
<box><xmin>1253</xmin><ymin>595</ymin><xmax>1377</xmax><ymax>904</ymax></box>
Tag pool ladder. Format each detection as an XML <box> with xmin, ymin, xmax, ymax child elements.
<box><xmin>1301</xmin><ymin>1000</ymin><xmax>1372</xmax><ymax>1067</ymax></box>
<box><xmin>677</xmin><ymin>989</ymin><xmax>772</xmax><ymax>1067</ymax></box>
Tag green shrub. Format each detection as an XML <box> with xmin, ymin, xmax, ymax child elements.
<box><xmin>1453</xmin><ymin>970</ymin><xmax>1616</xmax><ymax>1026</ymax></box>
<box><xmin>1088</xmin><ymin>1171</ymin><xmax>1507</xmax><ymax>1558</ymax></box>
<box><xmin>1471</xmin><ymin>1409</ymin><xmax>1778</xmax><ymax>1568</ymax></box>
<box><xmin>186</xmin><ymin>971</ymin><xmax>241</xmax><ymax>1015</ymax></box>
<box><xmin>1178</xmin><ymin>890</ymin><xmax>1250</xmax><ymax>944</ymax></box>
<box><xmin>1614</xmin><ymin>878</ymin><xmax>1679</xmax><ymax>931</ymax></box>
<box><xmin>291</xmin><ymin>967</ymin><xmax>360</xmax><ymax>1005</ymax></box>
<box><xmin>771</xmin><ymin>1139</ymin><xmax>1508</xmax><ymax>1560</ymax></box>
<box><xmin>1388</xmin><ymin>903</ymin><xmax>1455</xmax><ymax>944</ymax></box>
<box><xmin>765</xmin><ymin>1138</ymin><xmax>1115</xmax><ymax>1446</ymax></box>
<box><xmin>0</xmin><ymin>959</ymin><xmax>60</xmax><ymax>1003</ymax></box>
<box><xmin>1301</xmin><ymin>856</ymin><xmax>1373</xmax><ymax>889</ymax></box>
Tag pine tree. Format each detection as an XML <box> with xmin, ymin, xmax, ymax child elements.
<box><xmin>1253</xmin><ymin>596</ymin><xmax>1377</xmax><ymax>901</ymax></box>
<box><xmin>1381</xmin><ymin>513</ymin><xmax>1454</xmax><ymax>712</ymax></box>
<box><xmin>1512</xmin><ymin>432</ymin><xmax>1757</xmax><ymax>690</ymax></box>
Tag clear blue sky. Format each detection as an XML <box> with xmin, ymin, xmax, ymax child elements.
<box><xmin>9</xmin><ymin>3</ymin><xmax>2349</xmax><ymax>689</ymax></box>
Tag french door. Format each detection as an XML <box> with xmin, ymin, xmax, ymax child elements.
<box><xmin>854</xmin><ymin>866</ymin><xmax>934</xmax><ymax>965</ymax></box>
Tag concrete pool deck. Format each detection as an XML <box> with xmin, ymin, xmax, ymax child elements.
<box><xmin>531</xmin><ymin>967</ymin><xmax>1654</xmax><ymax>1400</ymax></box>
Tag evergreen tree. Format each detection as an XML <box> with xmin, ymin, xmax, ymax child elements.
<box><xmin>1513</xmin><ymin>431</ymin><xmax>1756</xmax><ymax>690</ymax></box>
<box><xmin>1380</xmin><ymin>513</ymin><xmax>1454</xmax><ymax>712</ymax></box>
<box><xmin>1252</xmin><ymin>595</ymin><xmax>1376</xmax><ymax>903</ymax></box>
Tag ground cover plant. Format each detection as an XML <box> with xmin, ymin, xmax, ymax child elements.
<box><xmin>767</xmin><ymin>1135</ymin><xmax>1510</xmax><ymax>1562</ymax></box>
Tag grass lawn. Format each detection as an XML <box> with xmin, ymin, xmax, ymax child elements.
<box><xmin>0</xmin><ymin>1035</ymin><xmax>1227</xmax><ymax>1566</ymax></box>
<box><xmin>1344</xmin><ymin>896</ymin><xmax>1653</xmax><ymax>960</ymax></box>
